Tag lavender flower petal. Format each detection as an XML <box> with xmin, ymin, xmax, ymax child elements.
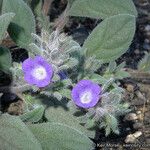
<box><xmin>71</xmin><ymin>80</ymin><xmax>102</xmax><ymax>108</ymax></box>
<box><xmin>22</xmin><ymin>56</ymin><xmax>53</xmax><ymax>87</ymax></box>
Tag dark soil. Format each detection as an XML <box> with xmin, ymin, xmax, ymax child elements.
<box><xmin>0</xmin><ymin>0</ymin><xmax>150</xmax><ymax>150</ymax></box>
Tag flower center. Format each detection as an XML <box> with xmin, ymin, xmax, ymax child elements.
<box><xmin>32</xmin><ymin>66</ymin><xmax>47</xmax><ymax>80</ymax></box>
<box><xmin>80</xmin><ymin>91</ymin><xmax>92</xmax><ymax>104</ymax></box>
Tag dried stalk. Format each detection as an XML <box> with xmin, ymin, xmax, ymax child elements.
<box><xmin>42</xmin><ymin>0</ymin><xmax>54</xmax><ymax>16</ymax></box>
<box><xmin>53</xmin><ymin>1</ymin><xmax>70</xmax><ymax>31</ymax></box>
<box><xmin>126</xmin><ymin>68</ymin><xmax>150</xmax><ymax>84</ymax></box>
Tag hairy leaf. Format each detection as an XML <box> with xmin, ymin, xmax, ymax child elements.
<box><xmin>0</xmin><ymin>46</ymin><xmax>12</xmax><ymax>73</ymax></box>
<box><xmin>83</xmin><ymin>14</ymin><xmax>136</xmax><ymax>63</ymax></box>
<box><xmin>20</xmin><ymin>105</ymin><xmax>45</xmax><ymax>123</ymax></box>
<box><xmin>59</xmin><ymin>89</ymin><xmax>71</xmax><ymax>99</ymax></box>
<box><xmin>0</xmin><ymin>114</ymin><xmax>42</xmax><ymax>150</ymax></box>
<box><xmin>31</xmin><ymin>0</ymin><xmax>42</xmax><ymax>16</ymax></box>
<box><xmin>0</xmin><ymin>0</ymin><xmax>2</xmax><ymax>14</ymax></box>
<box><xmin>23</xmin><ymin>0</ymin><xmax>32</xmax><ymax>5</ymax></box>
<box><xmin>115</xmin><ymin>70</ymin><xmax>130</xmax><ymax>79</ymax></box>
<box><xmin>69</xmin><ymin>0</ymin><xmax>137</xmax><ymax>19</ymax></box>
<box><xmin>45</xmin><ymin>107</ymin><xmax>95</xmax><ymax>138</ymax></box>
<box><xmin>28</xmin><ymin>122</ymin><xmax>94</xmax><ymax>150</ymax></box>
<box><xmin>0</xmin><ymin>13</ymin><xmax>15</xmax><ymax>42</ymax></box>
<box><xmin>2</xmin><ymin>0</ymin><xmax>36</xmax><ymax>48</ymax></box>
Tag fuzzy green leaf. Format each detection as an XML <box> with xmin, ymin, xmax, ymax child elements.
<box><xmin>88</xmin><ymin>74</ymin><xmax>107</xmax><ymax>85</ymax></box>
<box><xmin>110</xmin><ymin>115</ymin><xmax>119</xmax><ymax>133</ymax></box>
<box><xmin>115</xmin><ymin>70</ymin><xmax>130</xmax><ymax>79</ymax></box>
<box><xmin>2</xmin><ymin>0</ymin><xmax>36</xmax><ymax>49</ymax></box>
<box><xmin>29</xmin><ymin>43</ymin><xmax>42</xmax><ymax>56</ymax></box>
<box><xmin>23</xmin><ymin>0</ymin><xmax>32</xmax><ymax>5</ymax></box>
<box><xmin>115</xmin><ymin>62</ymin><xmax>126</xmax><ymax>71</ymax></box>
<box><xmin>0</xmin><ymin>46</ymin><xmax>12</xmax><ymax>73</ymax></box>
<box><xmin>53</xmin><ymin>91</ymin><xmax>63</xmax><ymax>100</ymax></box>
<box><xmin>104</xmin><ymin>114</ymin><xmax>119</xmax><ymax>136</ymax></box>
<box><xmin>20</xmin><ymin>105</ymin><xmax>45</xmax><ymax>123</ymax></box>
<box><xmin>84</xmin><ymin>14</ymin><xmax>136</xmax><ymax>63</ymax></box>
<box><xmin>0</xmin><ymin>0</ymin><xmax>2</xmax><ymax>14</ymax></box>
<box><xmin>0</xmin><ymin>13</ymin><xmax>15</xmax><ymax>42</ymax></box>
<box><xmin>0</xmin><ymin>114</ymin><xmax>42</xmax><ymax>150</ymax></box>
<box><xmin>105</xmin><ymin>126</ymin><xmax>111</xmax><ymax>137</ymax></box>
<box><xmin>45</xmin><ymin>107</ymin><xmax>95</xmax><ymax>138</ymax></box>
<box><xmin>59</xmin><ymin>89</ymin><xmax>71</xmax><ymax>99</ymax></box>
<box><xmin>31</xmin><ymin>0</ymin><xmax>42</xmax><ymax>17</ymax></box>
<box><xmin>28</xmin><ymin>122</ymin><xmax>94</xmax><ymax>150</ymax></box>
<box><xmin>85</xmin><ymin>118</ymin><xmax>95</xmax><ymax>129</ymax></box>
<box><xmin>68</xmin><ymin>0</ymin><xmax>75</xmax><ymax>5</ymax></box>
<box><xmin>108</xmin><ymin>61</ymin><xmax>117</xmax><ymax>73</ymax></box>
<box><xmin>69</xmin><ymin>0</ymin><xmax>137</xmax><ymax>19</ymax></box>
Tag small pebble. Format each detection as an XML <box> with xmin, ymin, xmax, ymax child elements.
<box><xmin>124</xmin><ymin>113</ymin><xmax>138</xmax><ymax>121</ymax></box>
<box><xmin>7</xmin><ymin>100</ymin><xmax>24</xmax><ymax>115</ymax></box>
<box><xmin>143</xmin><ymin>43</ymin><xmax>150</xmax><ymax>50</ymax></box>
<box><xmin>136</xmin><ymin>111</ymin><xmax>142</xmax><ymax>115</ymax></box>
<box><xmin>137</xmin><ymin>113</ymin><xmax>144</xmax><ymax>121</ymax></box>
<box><xmin>144</xmin><ymin>111</ymin><xmax>150</xmax><ymax>124</ymax></box>
<box><xmin>136</xmin><ymin>91</ymin><xmax>146</xmax><ymax>100</ymax></box>
<box><xmin>144</xmin><ymin>38</ymin><xmax>150</xmax><ymax>43</ymax></box>
<box><xmin>133</xmin><ymin>131</ymin><xmax>143</xmax><ymax>138</ymax></box>
<box><xmin>125</xmin><ymin>134</ymin><xmax>136</xmax><ymax>143</ymax></box>
<box><xmin>125</xmin><ymin>131</ymin><xmax>142</xmax><ymax>143</ymax></box>
<box><xmin>146</xmin><ymin>139</ymin><xmax>150</xmax><ymax>144</ymax></box>
<box><xmin>125</xmin><ymin>84</ymin><xmax>134</xmax><ymax>92</ymax></box>
<box><xmin>126</xmin><ymin>127</ymin><xmax>131</xmax><ymax>131</ymax></box>
<box><xmin>145</xmin><ymin>25</ymin><xmax>150</xmax><ymax>32</ymax></box>
<box><xmin>146</xmin><ymin>31</ymin><xmax>150</xmax><ymax>37</ymax></box>
<box><xmin>133</xmin><ymin>122</ymin><xmax>143</xmax><ymax>129</ymax></box>
<box><xmin>134</xmin><ymin>49</ymin><xmax>140</xmax><ymax>55</ymax></box>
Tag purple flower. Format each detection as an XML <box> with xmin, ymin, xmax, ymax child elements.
<box><xmin>22</xmin><ymin>56</ymin><xmax>53</xmax><ymax>87</ymax></box>
<box><xmin>71</xmin><ymin>80</ymin><xmax>102</xmax><ymax>108</ymax></box>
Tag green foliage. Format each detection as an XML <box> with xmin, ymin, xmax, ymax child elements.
<box><xmin>20</xmin><ymin>105</ymin><xmax>45</xmax><ymax>123</ymax></box>
<box><xmin>23</xmin><ymin>0</ymin><xmax>32</xmax><ymax>5</ymax></box>
<box><xmin>0</xmin><ymin>114</ymin><xmax>42</xmax><ymax>150</ymax></box>
<box><xmin>0</xmin><ymin>46</ymin><xmax>12</xmax><ymax>74</ymax></box>
<box><xmin>58</xmin><ymin>89</ymin><xmax>71</xmax><ymax>99</ymax></box>
<box><xmin>69</xmin><ymin>0</ymin><xmax>137</xmax><ymax>19</ymax></box>
<box><xmin>88</xmin><ymin>74</ymin><xmax>108</xmax><ymax>85</ymax></box>
<box><xmin>68</xmin><ymin>92</ymin><xmax>130</xmax><ymax>136</ymax></box>
<box><xmin>30</xmin><ymin>30</ymin><xmax>81</xmax><ymax>74</ymax></box>
<box><xmin>104</xmin><ymin>61</ymin><xmax>130</xmax><ymax>80</ymax></box>
<box><xmin>2</xmin><ymin>0</ymin><xmax>36</xmax><ymax>49</ymax></box>
<box><xmin>28</xmin><ymin>122</ymin><xmax>94</xmax><ymax>150</ymax></box>
<box><xmin>100</xmin><ymin>114</ymin><xmax>119</xmax><ymax>136</ymax></box>
<box><xmin>31</xmin><ymin>0</ymin><xmax>42</xmax><ymax>16</ymax></box>
<box><xmin>83</xmin><ymin>14</ymin><xmax>136</xmax><ymax>63</ymax></box>
<box><xmin>1</xmin><ymin>0</ymin><xmax>135</xmax><ymax>139</ymax></box>
<box><xmin>0</xmin><ymin>13</ymin><xmax>15</xmax><ymax>42</ymax></box>
<box><xmin>138</xmin><ymin>52</ymin><xmax>150</xmax><ymax>72</ymax></box>
<box><xmin>68</xmin><ymin>0</ymin><xmax>76</xmax><ymax>5</ymax></box>
<box><xmin>24</xmin><ymin>0</ymin><xmax>42</xmax><ymax>16</ymax></box>
<box><xmin>10</xmin><ymin>62</ymin><xmax>27</xmax><ymax>88</ymax></box>
<box><xmin>45</xmin><ymin>107</ymin><xmax>95</xmax><ymax>138</ymax></box>
<box><xmin>39</xmin><ymin>78</ymin><xmax>72</xmax><ymax>100</ymax></box>
<box><xmin>0</xmin><ymin>0</ymin><xmax>2</xmax><ymax>14</ymax></box>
